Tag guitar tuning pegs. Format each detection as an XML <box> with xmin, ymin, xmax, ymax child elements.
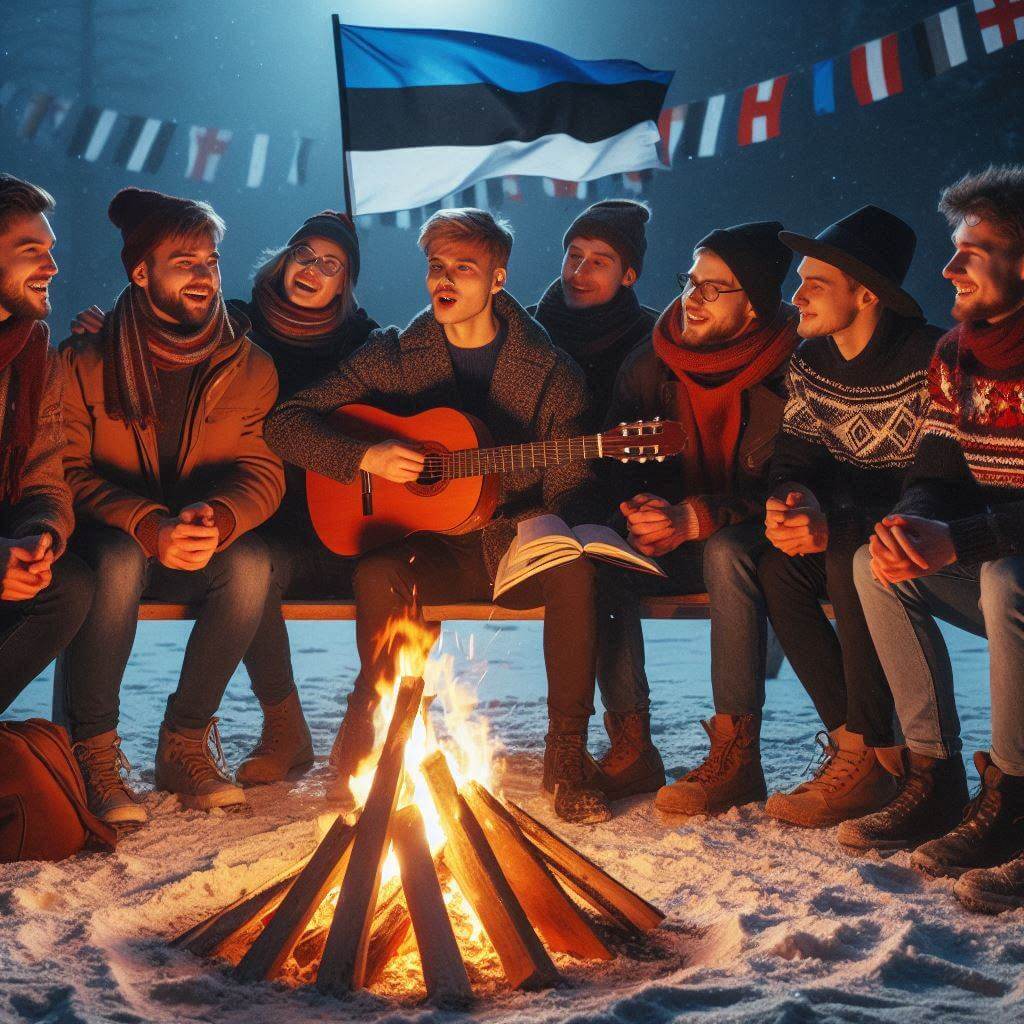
<box><xmin>618</xmin><ymin>421</ymin><xmax>626</xmax><ymax>427</ymax></box>
<box><xmin>638</xmin><ymin>457</ymin><xmax>648</xmax><ymax>463</ymax></box>
<box><xmin>656</xmin><ymin>456</ymin><xmax>665</xmax><ymax>462</ymax></box>
<box><xmin>653</xmin><ymin>416</ymin><xmax>661</xmax><ymax>421</ymax></box>
<box><xmin>620</xmin><ymin>457</ymin><xmax>628</xmax><ymax>463</ymax></box>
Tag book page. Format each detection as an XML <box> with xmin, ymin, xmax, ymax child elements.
<box><xmin>573</xmin><ymin>523</ymin><xmax>666</xmax><ymax>576</ymax></box>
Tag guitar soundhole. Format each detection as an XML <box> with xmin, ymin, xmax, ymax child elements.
<box><xmin>407</xmin><ymin>441</ymin><xmax>450</xmax><ymax>497</ymax></box>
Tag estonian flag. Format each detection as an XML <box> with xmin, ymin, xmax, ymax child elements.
<box><xmin>335</xmin><ymin>22</ymin><xmax>673</xmax><ymax>215</ymax></box>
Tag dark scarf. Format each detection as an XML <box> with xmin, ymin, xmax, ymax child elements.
<box><xmin>0</xmin><ymin>317</ymin><xmax>49</xmax><ymax>504</ymax></box>
<box><xmin>956</xmin><ymin>302</ymin><xmax>1024</xmax><ymax>372</ymax></box>
<box><xmin>533</xmin><ymin>277</ymin><xmax>647</xmax><ymax>358</ymax></box>
<box><xmin>101</xmin><ymin>284</ymin><xmax>236</xmax><ymax>427</ymax></box>
<box><xmin>653</xmin><ymin>298</ymin><xmax>798</xmax><ymax>494</ymax></box>
<box><xmin>251</xmin><ymin>273</ymin><xmax>344</xmax><ymax>347</ymax></box>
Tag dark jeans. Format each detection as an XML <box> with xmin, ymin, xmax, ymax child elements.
<box><xmin>0</xmin><ymin>553</ymin><xmax>94</xmax><ymax>715</ymax></box>
<box><xmin>56</xmin><ymin>526</ymin><xmax>272</xmax><ymax>740</ymax></box>
<box><xmin>757</xmin><ymin>536</ymin><xmax>897</xmax><ymax>746</ymax></box>
<box><xmin>351</xmin><ymin>531</ymin><xmax>598</xmax><ymax>727</ymax></box>
<box><xmin>596</xmin><ymin>520</ymin><xmax>769</xmax><ymax>716</ymax></box>
<box><xmin>243</xmin><ymin>524</ymin><xmax>355</xmax><ymax>705</ymax></box>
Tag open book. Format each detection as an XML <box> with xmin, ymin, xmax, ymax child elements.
<box><xmin>493</xmin><ymin>514</ymin><xmax>666</xmax><ymax>600</ymax></box>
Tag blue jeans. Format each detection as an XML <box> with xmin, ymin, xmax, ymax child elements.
<box><xmin>853</xmin><ymin>546</ymin><xmax>1024</xmax><ymax>775</ymax></box>
<box><xmin>597</xmin><ymin>520</ymin><xmax>769</xmax><ymax>716</ymax></box>
<box><xmin>57</xmin><ymin>526</ymin><xmax>272</xmax><ymax>740</ymax></box>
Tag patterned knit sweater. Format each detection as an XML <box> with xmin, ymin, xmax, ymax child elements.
<box><xmin>770</xmin><ymin>313</ymin><xmax>942</xmax><ymax>543</ymax></box>
<box><xmin>895</xmin><ymin>327</ymin><xmax>1024</xmax><ymax>562</ymax></box>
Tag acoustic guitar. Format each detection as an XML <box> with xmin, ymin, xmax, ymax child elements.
<box><xmin>306</xmin><ymin>404</ymin><xmax>687</xmax><ymax>556</ymax></box>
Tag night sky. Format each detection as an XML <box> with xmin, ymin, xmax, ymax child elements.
<box><xmin>3</xmin><ymin>0</ymin><xmax>1023</xmax><ymax>335</ymax></box>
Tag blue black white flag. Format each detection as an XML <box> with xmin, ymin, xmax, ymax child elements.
<box><xmin>334</xmin><ymin>23</ymin><xmax>673</xmax><ymax>214</ymax></box>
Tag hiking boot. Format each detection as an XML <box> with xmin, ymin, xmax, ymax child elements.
<box><xmin>910</xmin><ymin>752</ymin><xmax>1024</xmax><ymax>879</ymax></box>
<box><xmin>765</xmin><ymin>725</ymin><xmax>899</xmax><ymax>828</ymax></box>
<box><xmin>954</xmin><ymin>853</ymin><xmax>1024</xmax><ymax>914</ymax></box>
<box><xmin>836</xmin><ymin>750</ymin><xmax>968</xmax><ymax>853</ymax></box>
<box><xmin>154</xmin><ymin>718</ymin><xmax>245</xmax><ymax>810</ymax></box>
<box><xmin>73</xmin><ymin>730</ymin><xmax>147</xmax><ymax>825</ymax></box>
<box><xmin>543</xmin><ymin>722</ymin><xmax>612</xmax><ymax>825</ymax></box>
<box><xmin>236</xmin><ymin>689</ymin><xmax>314</xmax><ymax>786</ymax></box>
<box><xmin>596</xmin><ymin>711</ymin><xmax>666</xmax><ymax>799</ymax></box>
<box><xmin>654</xmin><ymin>713</ymin><xmax>766</xmax><ymax>816</ymax></box>
<box><xmin>326</xmin><ymin>691</ymin><xmax>379</xmax><ymax>808</ymax></box>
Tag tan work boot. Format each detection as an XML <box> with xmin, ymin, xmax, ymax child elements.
<box><xmin>765</xmin><ymin>724</ymin><xmax>898</xmax><ymax>828</ymax></box>
<box><xmin>154</xmin><ymin>718</ymin><xmax>245</xmax><ymax>810</ymax></box>
<box><xmin>596</xmin><ymin>711</ymin><xmax>666</xmax><ymax>799</ymax></box>
<box><xmin>73</xmin><ymin>729</ymin><xmax>148</xmax><ymax>825</ymax></box>
<box><xmin>654</xmin><ymin>713</ymin><xmax>766</xmax><ymax>815</ymax></box>
<box><xmin>236</xmin><ymin>690</ymin><xmax>314</xmax><ymax>786</ymax></box>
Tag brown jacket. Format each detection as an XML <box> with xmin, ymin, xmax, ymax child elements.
<box><xmin>60</xmin><ymin>329</ymin><xmax>284</xmax><ymax>550</ymax></box>
<box><xmin>0</xmin><ymin>346</ymin><xmax>74</xmax><ymax>555</ymax></box>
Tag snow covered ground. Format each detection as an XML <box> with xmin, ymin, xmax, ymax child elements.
<box><xmin>3</xmin><ymin>618</ymin><xmax>1023</xmax><ymax>1024</ymax></box>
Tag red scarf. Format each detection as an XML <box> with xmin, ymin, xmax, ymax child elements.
<box><xmin>956</xmin><ymin>302</ymin><xmax>1024</xmax><ymax>372</ymax></box>
<box><xmin>652</xmin><ymin>298</ymin><xmax>798</xmax><ymax>494</ymax></box>
<box><xmin>0</xmin><ymin>317</ymin><xmax>49</xmax><ymax>505</ymax></box>
<box><xmin>252</xmin><ymin>274</ymin><xmax>343</xmax><ymax>344</ymax></box>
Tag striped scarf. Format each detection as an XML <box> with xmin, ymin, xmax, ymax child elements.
<box><xmin>252</xmin><ymin>274</ymin><xmax>343</xmax><ymax>346</ymax></box>
<box><xmin>0</xmin><ymin>317</ymin><xmax>49</xmax><ymax>505</ymax></box>
<box><xmin>101</xmin><ymin>284</ymin><xmax>234</xmax><ymax>427</ymax></box>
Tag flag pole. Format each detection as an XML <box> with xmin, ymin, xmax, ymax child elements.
<box><xmin>331</xmin><ymin>13</ymin><xmax>355</xmax><ymax>216</ymax></box>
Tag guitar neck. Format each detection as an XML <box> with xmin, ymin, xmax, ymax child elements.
<box><xmin>433</xmin><ymin>435</ymin><xmax>603</xmax><ymax>479</ymax></box>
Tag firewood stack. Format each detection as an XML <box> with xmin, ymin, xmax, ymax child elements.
<box><xmin>171</xmin><ymin>675</ymin><xmax>665</xmax><ymax>1004</ymax></box>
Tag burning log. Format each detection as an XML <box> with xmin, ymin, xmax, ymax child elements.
<box><xmin>317</xmin><ymin>675</ymin><xmax>426</xmax><ymax>996</ymax></box>
<box><xmin>421</xmin><ymin>750</ymin><xmax>559</xmax><ymax>991</ymax></box>
<box><xmin>234</xmin><ymin>815</ymin><xmax>356</xmax><ymax>982</ymax></box>
<box><xmin>464</xmin><ymin>783</ymin><xmax>612</xmax><ymax>961</ymax></box>
<box><xmin>503</xmin><ymin>800</ymin><xmax>665</xmax><ymax>935</ymax></box>
<box><xmin>392</xmin><ymin>805</ymin><xmax>473</xmax><ymax>1005</ymax></box>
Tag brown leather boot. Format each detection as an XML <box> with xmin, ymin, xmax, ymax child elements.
<box><xmin>154</xmin><ymin>718</ymin><xmax>245</xmax><ymax>810</ymax></box>
<box><xmin>543</xmin><ymin>720</ymin><xmax>612</xmax><ymax>825</ymax></box>
<box><xmin>955</xmin><ymin>852</ymin><xmax>1024</xmax><ymax>914</ymax></box>
<box><xmin>765</xmin><ymin>725</ymin><xmax>898</xmax><ymax>828</ymax></box>
<box><xmin>73</xmin><ymin>730</ymin><xmax>147</xmax><ymax>825</ymax></box>
<box><xmin>596</xmin><ymin>711</ymin><xmax>666</xmax><ymax>799</ymax></box>
<box><xmin>236</xmin><ymin>690</ymin><xmax>314</xmax><ymax>786</ymax></box>
<box><xmin>326</xmin><ymin>691</ymin><xmax>379</xmax><ymax>807</ymax></box>
<box><xmin>654</xmin><ymin>713</ymin><xmax>766</xmax><ymax>815</ymax></box>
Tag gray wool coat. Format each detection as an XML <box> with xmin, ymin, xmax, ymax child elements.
<box><xmin>263</xmin><ymin>289</ymin><xmax>601</xmax><ymax>579</ymax></box>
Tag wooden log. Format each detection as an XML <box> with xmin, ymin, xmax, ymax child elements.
<box><xmin>464</xmin><ymin>783</ymin><xmax>612</xmax><ymax>961</ymax></box>
<box><xmin>392</xmin><ymin>805</ymin><xmax>473</xmax><ymax>1004</ymax></box>
<box><xmin>503</xmin><ymin>799</ymin><xmax>664</xmax><ymax>934</ymax></box>
<box><xmin>421</xmin><ymin>751</ymin><xmax>558</xmax><ymax>990</ymax></box>
<box><xmin>172</xmin><ymin>856</ymin><xmax>310</xmax><ymax>957</ymax></box>
<box><xmin>362</xmin><ymin>885</ymin><xmax>412</xmax><ymax>986</ymax></box>
<box><xmin>234</xmin><ymin>816</ymin><xmax>356</xmax><ymax>981</ymax></box>
<box><xmin>316</xmin><ymin>675</ymin><xmax>426</xmax><ymax>996</ymax></box>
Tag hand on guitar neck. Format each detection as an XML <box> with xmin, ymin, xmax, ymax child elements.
<box><xmin>359</xmin><ymin>440</ymin><xmax>426</xmax><ymax>484</ymax></box>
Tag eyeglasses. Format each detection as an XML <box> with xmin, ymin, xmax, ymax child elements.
<box><xmin>677</xmin><ymin>272</ymin><xmax>744</xmax><ymax>304</ymax></box>
<box><xmin>291</xmin><ymin>244</ymin><xmax>344</xmax><ymax>278</ymax></box>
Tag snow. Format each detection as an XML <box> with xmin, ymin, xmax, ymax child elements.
<box><xmin>3</xmin><ymin>618</ymin><xmax>1023</xmax><ymax>1024</ymax></box>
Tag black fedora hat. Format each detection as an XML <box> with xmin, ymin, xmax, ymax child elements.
<box><xmin>779</xmin><ymin>205</ymin><xmax>922</xmax><ymax>318</ymax></box>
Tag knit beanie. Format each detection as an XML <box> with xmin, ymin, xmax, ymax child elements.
<box><xmin>695</xmin><ymin>221</ymin><xmax>793</xmax><ymax>321</ymax></box>
<box><xmin>287</xmin><ymin>210</ymin><xmax>360</xmax><ymax>284</ymax></box>
<box><xmin>562</xmin><ymin>199</ymin><xmax>650</xmax><ymax>276</ymax></box>
<box><xmin>108</xmin><ymin>187</ymin><xmax>222</xmax><ymax>276</ymax></box>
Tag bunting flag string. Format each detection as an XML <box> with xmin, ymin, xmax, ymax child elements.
<box><xmin>0</xmin><ymin>0</ymin><xmax>1019</xmax><ymax>226</ymax></box>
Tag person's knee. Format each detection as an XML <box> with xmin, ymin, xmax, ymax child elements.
<box><xmin>703</xmin><ymin>526</ymin><xmax>758</xmax><ymax>587</ymax></box>
<box><xmin>213</xmin><ymin>533</ymin><xmax>273</xmax><ymax>594</ymax></box>
<box><xmin>851</xmin><ymin>543</ymin><xmax>877</xmax><ymax>596</ymax></box>
<box><xmin>980</xmin><ymin>557</ymin><xmax>1024</xmax><ymax>616</ymax></box>
<box><xmin>541</xmin><ymin>553</ymin><xmax>597</xmax><ymax>599</ymax></box>
<box><xmin>49</xmin><ymin>553</ymin><xmax>96</xmax><ymax>628</ymax></box>
<box><xmin>353</xmin><ymin>550</ymin><xmax>411</xmax><ymax>601</ymax></box>
<box><xmin>83</xmin><ymin>528</ymin><xmax>147</xmax><ymax>601</ymax></box>
<box><xmin>756</xmin><ymin>544</ymin><xmax>795</xmax><ymax>591</ymax></box>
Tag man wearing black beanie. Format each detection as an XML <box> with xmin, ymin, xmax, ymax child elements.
<box><xmin>531</xmin><ymin>199</ymin><xmax>658</xmax><ymax>419</ymax></box>
<box><xmin>594</xmin><ymin>222</ymin><xmax>800</xmax><ymax>812</ymax></box>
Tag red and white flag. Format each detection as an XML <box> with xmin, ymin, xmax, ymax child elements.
<box><xmin>657</xmin><ymin>104</ymin><xmax>685</xmax><ymax>165</ymax></box>
<box><xmin>501</xmin><ymin>176</ymin><xmax>522</xmax><ymax>201</ymax></box>
<box><xmin>974</xmin><ymin>0</ymin><xmax>1024</xmax><ymax>52</ymax></box>
<box><xmin>186</xmin><ymin>126</ymin><xmax>232</xmax><ymax>182</ymax></box>
<box><xmin>737</xmin><ymin>75</ymin><xmax>788</xmax><ymax>145</ymax></box>
<box><xmin>851</xmin><ymin>34</ymin><xmax>903</xmax><ymax>105</ymax></box>
<box><xmin>543</xmin><ymin>178</ymin><xmax>588</xmax><ymax>199</ymax></box>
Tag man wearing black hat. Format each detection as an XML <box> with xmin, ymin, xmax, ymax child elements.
<box><xmin>597</xmin><ymin>222</ymin><xmax>799</xmax><ymax>811</ymax></box>
<box><xmin>58</xmin><ymin>188</ymin><xmax>284</xmax><ymax>824</ymax></box>
<box><xmin>752</xmin><ymin>206</ymin><xmax>943</xmax><ymax>829</ymax></box>
<box><xmin>530</xmin><ymin>199</ymin><xmax>657</xmax><ymax>420</ymax></box>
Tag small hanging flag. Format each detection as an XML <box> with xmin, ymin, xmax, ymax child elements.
<box><xmin>114</xmin><ymin>116</ymin><xmax>175</xmax><ymax>173</ymax></box>
<box><xmin>657</xmin><ymin>104</ymin><xmax>684</xmax><ymax>165</ymax></box>
<box><xmin>812</xmin><ymin>59</ymin><xmax>836</xmax><ymax>114</ymax></box>
<box><xmin>737</xmin><ymin>74</ymin><xmax>788</xmax><ymax>145</ymax></box>
<box><xmin>914</xmin><ymin>6</ymin><xmax>969</xmax><ymax>77</ymax></box>
<box><xmin>973</xmin><ymin>0</ymin><xmax>1024</xmax><ymax>53</ymax></box>
<box><xmin>287</xmin><ymin>136</ymin><xmax>313</xmax><ymax>185</ymax></box>
<box><xmin>680</xmin><ymin>93</ymin><xmax>727</xmax><ymax>157</ymax></box>
<box><xmin>851</xmin><ymin>33</ymin><xmax>904</xmax><ymax>104</ymax></box>
<box><xmin>67</xmin><ymin>106</ymin><xmax>119</xmax><ymax>162</ymax></box>
<box><xmin>246</xmin><ymin>133</ymin><xmax>270</xmax><ymax>188</ymax></box>
<box><xmin>187</xmin><ymin>126</ymin><xmax>232</xmax><ymax>182</ymax></box>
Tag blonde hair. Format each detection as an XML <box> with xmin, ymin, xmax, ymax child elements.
<box><xmin>418</xmin><ymin>207</ymin><xmax>514</xmax><ymax>268</ymax></box>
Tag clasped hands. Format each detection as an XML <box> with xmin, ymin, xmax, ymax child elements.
<box><xmin>764</xmin><ymin>485</ymin><xmax>828</xmax><ymax>556</ymax></box>
<box><xmin>621</xmin><ymin>493</ymin><xmax>697</xmax><ymax>557</ymax></box>
<box><xmin>156</xmin><ymin>502</ymin><xmax>220</xmax><ymax>571</ymax></box>
<box><xmin>1</xmin><ymin>532</ymin><xmax>54</xmax><ymax>601</ymax></box>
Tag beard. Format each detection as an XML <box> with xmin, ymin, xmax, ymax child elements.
<box><xmin>147</xmin><ymin>276</ymin><xmax>216</xmax><ymax>329</ymax></box>
<box><xmin>0</xmin><ymin>270</ymin><xmax>49</xmax><ymax>319</ymax></box>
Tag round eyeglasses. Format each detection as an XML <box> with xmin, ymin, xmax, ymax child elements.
<box><xmin>677</xmin><ymin>272</ymin><xmax>744</xmax><ymax>304</ymax></box>
<box><xmin>291</xmin><ymin>244</ymin><xmax>344</xmax><ymax>278</ymax></box>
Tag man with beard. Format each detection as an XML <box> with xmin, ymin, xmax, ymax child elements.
<box><xmin>598</xmin><ymin>223</ymin><xmax>798</xmax><ymax>812</ymax></box>
<box><xmin>58</xmin><ymin>188</ymin><xmax>283</xmax><ymax>824</ymax></box>
<box><xmin>530</xmin><ymin>199</ymin><xmax>656</xmax><ymax>419</ymax></box>
<box><xmin>843</xmin><ymin>167</ymin><xmax>1024</xmax><ymax>910</ymax></box>
<box><xmin>755</xmin><ymin>207</ymin><xmax>943</xmax><ymax>829</ymax></box>
<box><xmin>266</xmin><ymin>208</ymin><xmax>611</xmax><ymax>824</ymax></box>
<box><xmin>0</xmin><ymin>174</ymin><xmax>93</xmax><ymax>714</ymax></box>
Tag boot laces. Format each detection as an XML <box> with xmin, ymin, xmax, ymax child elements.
<box><xmin>686</xmin><ymin>721</ymin><xmax>739</xmax><ymax>785</ymax></box>
<box><xmin>550</xmin><ymin>733</ymin><xmax>586</xmax><ymax>784</ymax></box>
<box><xmin>882</xmin><ymin>766</ymin><xmax>932</xmax><ymax>822</ymax></box>
<box><xmin>75</xmin><ymin>735</ymin><xmax>133</xmax><ymax>796</ymax></box>
<box><xmin>174</xmin><ymin>719</ymin><xmax>232</xmax><ymax>788</ymax></box>
<box><xmin>802</xmin><ymin>731</ymin><xmax>860</xmax><ymax>793</ymax></box>
<box><xmin>948</xmin><ymin>783</ymin><xmax>1001</xmax><ymax>841</ymax></box>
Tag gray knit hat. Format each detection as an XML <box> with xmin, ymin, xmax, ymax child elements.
<box><xmin>287</xmin><ymin>210</ymin><xmax>360</xmax><ymax>284</ymax></box>
<box><xmin>562</xmin><ymin>199</ymin><xmax>650</xmax><ymax>276</ymax></box>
